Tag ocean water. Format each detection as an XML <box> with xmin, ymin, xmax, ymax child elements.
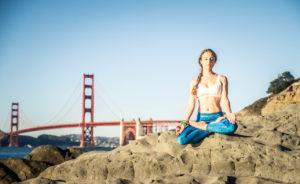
<box><xmin>0</xmin><ymin>145</ymin><xmax>115</xmax><ymax>159</ymax></box>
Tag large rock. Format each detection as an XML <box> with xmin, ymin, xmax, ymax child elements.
<box><xmin>0</xmin><ymin>158</ymin><xmax>50</xmax><ymax>183</ymax></box>
<box><xmin>261</xmin><ymin>80</ymin><xmax>300</xmax><ymax>115</ymax></box>
<box><xmin>237</xmin><ymin>78</ymin><xmax>300</xmax><ymax>116</ymax></box>
<box><xmin>24</xmin><ymin>145</ymin><xmax>85</xmax><ymax>165</ymax></box>
<box><xmin>14</xmin><ymin>109</ymin><xmax>299</xmax><ymax>184</ymax></box>
<box><xmin>0</xmin><ymin>145</ymin><xmax>86</xmax><ymax>184</ymax></box>
<box><xmin>0</xmin><ymin>162</ymin><xmax>20</xmax><ymax>184</ymax></box>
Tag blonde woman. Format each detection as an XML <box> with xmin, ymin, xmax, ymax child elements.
<box><xmin>176</xmin><ymin>48</ymin><xmax>237</xmax><ymax>144</ymax></box>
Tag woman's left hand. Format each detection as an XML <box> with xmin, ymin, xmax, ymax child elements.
<box><xmin>227</xmin><ymin>113</ymin><xmax>236</xmax><ymax>124</ymax></box>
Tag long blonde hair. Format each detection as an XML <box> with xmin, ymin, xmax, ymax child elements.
<box><xmin>191</xmin><ymin>48</ymin><xmax>218</xmax><ymax>95</ymax></box>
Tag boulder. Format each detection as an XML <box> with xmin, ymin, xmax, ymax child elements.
<box><xmin>20</xmin><ymin>108</ymin><xmax>299</xmax><ymax>184</ymax></box>
<box><xmin>0</xmin><ymin>145</ymin><xmax>86</xmax><ymax>183</ymax></box>
<box><xmin>24</xmin><ymin>145</ymin><xmax>85</xmax><ymax>165</ymax></box>
<box><xmin>0</xmin><ymin>158</ymin><xmax>50</xmax><ymax>183</ymax></box>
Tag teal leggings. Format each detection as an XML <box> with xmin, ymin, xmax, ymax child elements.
<box><xmin>177</xmin><ymin>111</ymin><xmax>238</xmax><ymax>145</ymax></box>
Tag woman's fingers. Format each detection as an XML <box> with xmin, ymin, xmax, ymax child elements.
<box><xmin>216</xmin><ymin>116</ymin><xmax>225</xmax><ymax>122</ymax></box>
<box><xmin>176</xmin><ymin>124</ymin><xmax>184</xmax><ymax>135</ymax></box>
<box><xmin>228</xmin><ymin>114</ymin><xmax>236</xmax><ymax>124</ymax></box>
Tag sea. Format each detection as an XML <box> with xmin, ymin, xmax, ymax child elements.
<box><xmin>0</xmin><ymin>145</ymin><xmax>115</xmax><ymax>159</ymax></box>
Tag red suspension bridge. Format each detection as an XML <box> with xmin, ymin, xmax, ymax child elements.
<box><xmin>8</xmin><ymin>74</ymin><xmax>179</xmax><ymax>147</ymax></box>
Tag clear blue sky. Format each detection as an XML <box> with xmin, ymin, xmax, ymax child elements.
<box><xmin>0</xmin><ymin>0</ymin><xmax>299</xmax><ymax>138</ymax></box>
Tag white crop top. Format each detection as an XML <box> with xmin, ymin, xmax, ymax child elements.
<box><xmin>197</xmin><ymin>74</ymin><xmax>222</xmax><ymax>98</ymax></box>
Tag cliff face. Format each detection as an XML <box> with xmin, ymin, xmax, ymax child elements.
<box><xmin>237</xmin><ymin>78</ymin><xmax>300</xmax><ymax>116</ymax></box>
<box><xmin>261</xmin><ymin>79</ymin><xmax>300</xmax><ymax>115</ymax></box>
<box><xmin>17</xmin><ymin>104</ymin><xmax>300</xmax><ymax>184</ymax></box>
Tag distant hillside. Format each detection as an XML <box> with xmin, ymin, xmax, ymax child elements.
<box><xmin>64</xmin><ymin>134</ymin><xmax>119</xmax><ymax>148</ymax></box>
<box><xmin>237</xmin><ymin>77</ymin><xmax>300</xmax><ymax>116</ymax></box>
<box><xmin>0</xmin><ymin>131</ymin><xmax>119</xmax><ymax>147</ymax></box>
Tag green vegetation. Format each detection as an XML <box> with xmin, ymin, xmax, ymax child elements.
<box><xmin>266</xmin><ymin>71</ymin><xmax>295</xmax><ymax>95</ymax></box>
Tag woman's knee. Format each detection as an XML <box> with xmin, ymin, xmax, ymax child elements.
<box><xmin>222</xmin><ymin>119</ymin><xmax>238</xmax><ymax>134</ymax></box>
<box><xmin>177</xmin><ymin>135</ymin><xmax>188</xmax><ymax>145</ymax></box>
<box><xmin>227</xmin><ymin>121</ymin><xmax>238</xmax><ymax>133</ymax></box>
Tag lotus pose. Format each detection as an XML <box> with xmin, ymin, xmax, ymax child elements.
<box><xmin>176</xmin><ymin>48</ymin><xmax>238</xmax><ymax>145</ymax></box>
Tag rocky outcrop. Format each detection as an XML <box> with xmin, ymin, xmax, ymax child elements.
<box><xmin>237</xmin><ymin>78</ymin><xmax>300</xmax><ymax>116</ymax></box>
<box><xmin>0</xmin><ymin>158</ymin><xmax>51</xmax><ymax>183</ymax></box>
<box><xmin>24</xmin><ymin>145</ymin><xmax>85</xmax><ymax>165</ymax></box>
<box><xmin>0</xmin><ymin>145</ymin><xmax>86</xmax><ymax>184</ymax></box>
<box><xmin>15</xmin><ymin>104</ymin><xmax>300</xmax><ymax>184</ymax></box>
<box><xmin>261</xmin><ymin>79</ymin><xmax>300</xmax><ymax>115</ymax></box>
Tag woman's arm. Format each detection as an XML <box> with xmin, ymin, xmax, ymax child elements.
<box><xmin>183</xmin><ymin>78</ymin><xmax>197</xmax><ymax>121</ymax></box>
<box><xmin>176</xmin><ymin>79</ymin><xmax>198</xmax><ymax>135</ymax></box>
<box><xmin>220</xmin><ymin>75</ymin><xmax>236</xmax><ymax>124</ymax></box>
<box><xmin>220</xmin><ymin>75</ymin><xmax>232</xmax><ymax>114</ymax></box>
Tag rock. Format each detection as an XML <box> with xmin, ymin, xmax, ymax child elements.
<box><xmin>65</xmin><ymin>147</ymin><xmax>86</xmax><ymax>160</ymax></box>
<box><xmin>0</xmin><ymin>145</ymin><xmax>86</xmax><ymax>184</ymax></box>
<box><xmin>30</xmin><ymin>107</ymin><xmax>300</xmax><ymax>184</ymax></box>
<box><xmin>261</xmin><ymin>80</ymin><xmax>300</xmax><ymax>115</ymax></box>
<box><xmin>237</xmin><ymin>78</ymin><xmax>300</xmax><ymax>116</ymax></box>
<box><xmin>0</xmin><ymin>158</ymin><xmax>50</xmax><ymax>183</ymax></box>
<box><xmin>24</xmin><ymin>145</ymin><xmax>66</xmax><ymax>165</ymax></box>
<box><xmin>0</xmin><ymin>162</ymin><xmax>20</xmax><ymax>184</ymax></box>
<box><xmin>24</xmin><ymin>145</ymin><xmax>86</xmax><ymax>165</ymax></box>
<box><xmin>12</xmin><ymin>177</ymin><xmax>58</xmax><ymax>184</ymax></box>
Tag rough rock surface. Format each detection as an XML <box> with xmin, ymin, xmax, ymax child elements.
<box><xmin>0</xmin><ymin>145</ymin><xmax>86</xmax><ymax>184</ymax></box>
<box><xmin>0</xmin><ymin>158</ymin><xmax>51</xmax><ymax>184</ymax></box>
<box><xmin>16</xmin><ymin>103</ymin><xmax>300</xmax><ymax>184</ymax></box>
<box><xmin>238</xmin><ymin>78</ymin><xmax>300</xmax><ymax>116</ymax></box>
<box><xmin>261</xmin><ymin>80</ymin><xmax>300</xmax><ymax>115</ymax></box>
<box><xmin>24</xmin><ymin>145</ymin><xmax>86</xmax><ymax>165</ymax></box>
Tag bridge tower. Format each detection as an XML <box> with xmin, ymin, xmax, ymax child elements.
<box><xmin>80</xmin><ymin>74</ymin><xmax>95</xmax><ymax>147</ymax></box>
<box><xmin>9</xmin><ymin>102</ymin><xmax>19</xmax><ymax>147</ymax></box>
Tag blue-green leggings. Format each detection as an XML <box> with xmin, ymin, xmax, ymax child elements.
<box><xmin>177</xmin><ymin>111</ymin><xmax>238</xmax><ymax>145</ymax></box>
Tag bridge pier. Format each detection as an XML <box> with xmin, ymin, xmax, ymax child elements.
<box><xmin>9</xmin><ymin>102</ymin><xmax>19</xmax><ymax>147</ymax></box>
<box><xmin>80</xmin><ymin>74</ymin><xmax>95</xmax><ymax>147</ymax></box>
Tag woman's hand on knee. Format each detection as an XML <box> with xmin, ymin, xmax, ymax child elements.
<box><xmin>211</xmin><ymin>116</ymin><xmax>226</xmax><ymax>124</ymax></box>
<box><xmin>227</xmin><ymin>113</ymin><xmax>236</xmax><ymax>124</ymax></box>
<box><xmin>176</xmin><ymin>124</ymin><xmax>185</xmax><ymax>135</ymax></box>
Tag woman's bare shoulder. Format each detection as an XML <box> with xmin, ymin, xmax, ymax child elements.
<box><xmin>190</xmin><ymin>78</ymin><xmax>198</xmax><ymax>85</ymax></box>
<box><xmin>218</xmin><ymin>74</ymin><xmax>228</xmax><ymax>83</ymax></box>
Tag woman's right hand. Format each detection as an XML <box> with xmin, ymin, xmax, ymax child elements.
<box><xmin>176</xmin><ymin>123</ymin><xmax>185</xmax><ymax>135</ymax></box>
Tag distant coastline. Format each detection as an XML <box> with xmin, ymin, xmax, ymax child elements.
<box><xmin>0</xmin><ymin>130</ymin><xmax>119</xmax><ymax>148</ymax></box>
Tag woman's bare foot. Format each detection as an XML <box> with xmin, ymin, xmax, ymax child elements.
<box><xmin>210</xmin><ymin>116</ymin><xmax>226</xmax><ymax>124</ymax></box>
<box><xmin>197</xmin><ymin>121</ymin><xmax>207</xmax><ymax>130</ymax></box>
<box><xmin>189</xmin><ymin>120</ymin><xmax>207</xmax><ymax>131</ymax></box>
<box><xmin>189</xmin><ymin>120</ymin><xmax>211</xmax><ymax>131</ymax></box>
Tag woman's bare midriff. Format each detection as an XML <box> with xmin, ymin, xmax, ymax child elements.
<box><xmin>198</xmin><ymin>96</ymin><xmax>222</xmax><ymax>113</ymax></box>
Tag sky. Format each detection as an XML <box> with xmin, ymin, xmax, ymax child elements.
<box><xmin>0</xmin><ymin>0</ymin><xmax>299</xmax><ymax>138</ymax></box>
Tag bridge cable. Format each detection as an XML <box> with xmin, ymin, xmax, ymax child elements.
<box><xmin>94</xmin><ymin>79</ymin><xmax>131</xmax><ymax>120</ymax></box>
<box><xmin>94</xmin><ymin>89</ymin><xmax>121</xmax><ymax>120</ymax></box>
<box><xmin>52</xmin><ymin>89</ymin><xmax>81</xmax><ymax>125</ymax></box>
<box><xmin>0</xmin><ymin>110</ymin><xmax>10</xmax><ymax>133</ymax></box>
<box><xmin>19</xmin><ymin>108</ymin><xmax>37</xmax><ymax>129</ymax></box>
<box><xmin>43</xmin><ymin>78</ymin><xmax>81</xmax><ymax>126</ymax></box>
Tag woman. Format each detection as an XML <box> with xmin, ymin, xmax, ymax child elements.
<box><xmin>176</xmin><ymin>48</ymin><xmax>237</xmax><ymax>145</ymax></box>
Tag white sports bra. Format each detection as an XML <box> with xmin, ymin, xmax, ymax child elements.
<box><xmin>197</xmin><ymin>74</ymin><xmax>222</xmax><ymax>98</ymax></box>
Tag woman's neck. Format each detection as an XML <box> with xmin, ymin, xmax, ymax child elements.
<box><xmin>202</xmin><ymin>69</ymin><xmax>213</xmax><ymax>77</ymax></box>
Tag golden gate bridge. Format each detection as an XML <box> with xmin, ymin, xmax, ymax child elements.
<box><xmin>6</xmin><ymin>74</ymin><xmax>180</xmax><ymax>147</ymax></box>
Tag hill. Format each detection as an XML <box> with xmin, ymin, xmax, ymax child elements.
<box><xmin>237</xmin><ymin>77</ymin><xmax>300</xmax><ymax>116</ymax></box>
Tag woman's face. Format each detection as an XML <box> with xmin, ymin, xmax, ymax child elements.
<box><xmin>200</xmin><ymin>52</ymin><xmax>216</xmax><ymax>69</ymax></box>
